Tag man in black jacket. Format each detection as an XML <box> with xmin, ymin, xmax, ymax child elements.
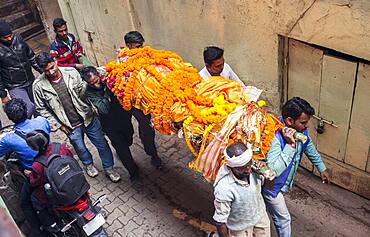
<box><xmin>0</xmin><ymin>20</ymin><xmax>42</xmax><ymax>119</ymax></box>
<box><xmin>81</xmin><ymin>66</ymin><xmax>140</xmax><ymax>181</ymax></box>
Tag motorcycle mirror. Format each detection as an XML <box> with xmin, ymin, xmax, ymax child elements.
<box><xmin>3</xmin><ymin>171</ymin><xmax>10</xmax><ymax>182</ymax></box>
<box><xmin>93</xmin><ymin>194</ymin><xmax>107</xmax><ymax>206</ymax></box>
<box><xmin>61</xmin><ymin>224</ymin><xmax>72</xmax><ymax>233</ymax></box>
<box><xmin>98</xmin><ymin>194</ymin><xmax>107</xmax><ymax>202</ymax></box>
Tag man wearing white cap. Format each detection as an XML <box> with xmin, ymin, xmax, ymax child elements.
<box><xmin>209</xmin><ymin>142</ymin><xmax>270</xmax><ymax>237</ymax></box>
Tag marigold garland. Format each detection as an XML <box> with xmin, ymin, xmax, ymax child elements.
<box><xmin>104</xmin><ymin>46</ymin><xmax>284</xmax><ymax>182</ymax></box>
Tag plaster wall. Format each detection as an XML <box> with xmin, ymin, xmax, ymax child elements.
<box><xmin>34</xmin><ymin>0</ymin><xmax>62</xmax><ymax>41</ymax></box>
<box><xmin>56</xmin><ymin>0</ymin><xmax>370</xmax><ymax>111</ymax></box>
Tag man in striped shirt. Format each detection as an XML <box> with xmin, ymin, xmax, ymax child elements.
<box><xmin>50</xmin><ymin>18</ymin><xmax>84</xmax><ymax>70</ymax></box>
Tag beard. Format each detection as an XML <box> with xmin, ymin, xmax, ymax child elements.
<box><xmin>232</xmin><ymin>170</ymin><xmax>250</xmax><ymax>181</ymax></box>
<box><xmin>93</xmin><ymin>81</ymin><xmax>103</xmax><ymax>89</ymax></box>
<box><xmin>1</xmin><ymin>40</ymin><xmax>12</xmax><ymax>46</ymax></box>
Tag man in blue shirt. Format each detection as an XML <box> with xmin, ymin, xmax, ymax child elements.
<box><xmin>0</xmin><ymin>98</ymin><xmax>50</xmax><ymax>237</ymax></box>
<box><xmin>263</xmin><ymin>97</ymin><xmax>330</xmax><ymax>237</ymax></box>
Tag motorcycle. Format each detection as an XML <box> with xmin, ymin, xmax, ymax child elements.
<box><xmin>0</xmin><ymin>125</ymin><xmax>108</xmax><ymax>237</ymax></box>
<box><xmin>0</xmin><ymin>125</ymin><xmax>29</xmax><ymax>233</ymax></box>
<box><xmin>47</xmin><ymin>192</ymin><xmax>108</xmax><ymax>237</ymax></box>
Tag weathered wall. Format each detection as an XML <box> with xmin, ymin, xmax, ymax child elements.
<box><xmin>277</xmin><ymin>0</ymin><xmax>370</xmax><ymax>61</ymax></box>
<box><xmin>34</xmin><ymin>0</ymin><xmax>62</xmax><ymax>41</ymax></box>
<box><xmin>56</xmin><ymin>0</ymin><xmax>370</xmax><ymax>111</ymax></box>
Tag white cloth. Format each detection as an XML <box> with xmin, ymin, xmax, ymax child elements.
<box><xmin>224</xmin><ymin>148</ymin><xmax>252</xmax><ymax>168</ymax></box>
<box><xmin>199</xmin><ymin>63</ymin><xmax>247</xmax><ymax>89</ymax></box>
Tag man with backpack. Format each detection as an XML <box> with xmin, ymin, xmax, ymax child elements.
<box><xmin>0</xmin><ymin>98</ymin><xmax>50</xmax><ymax>237</ymax></box>
<box><xmin>26</xmin><ymin>129</ymin><xmax>89</xmax><ymax>233</ymax></box>
<box><xmin>263</xmin><ymin>97</ymin><xmax>330</xmax><ymax>237</ymax></box>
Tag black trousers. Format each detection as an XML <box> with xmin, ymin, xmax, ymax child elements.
<box><xmin>20</xmin><ymin>181</ymin><xmax>45</xmax><ymax>237</ymax></box>
<box><xmin>132</xmin><ymin>107</ymin><xmax>158</xmax><ymax>157</ymax></box>
<box><xmin>101</xmin><ymin>98</ymin><xmax>138</xmax><ymax>177</ymax></box>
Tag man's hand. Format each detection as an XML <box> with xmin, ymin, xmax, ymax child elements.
<box><xmin>60</xmin><ymin>125</ymin><xmax>73</xmax><ymax>135</ymax></box>
<box><xmin>23</xmin><ymin>169</ymin><xmax>32</xmax><ymax>177</ymax></box>
<box><xmin>320</xmin><ymin>170</ymin><xmax>330</xmax><ymax>184</ymax></box>
<box><xmin>74</xmin><ymin>63</ymin><xmax>84</xmax><ymax>70</ymax></box>
<box><xmin>1</xmin><ymin>96</ymin><xmax>10</xmax><ymax>105</ymax></box>
<box><xmin>215</xmin><ymin>223</ymin><xmax>229</xmax><ymax>237</ymax></box>
<box><xmin>282</xmin><ymin>127</ymin><xmax>296</xmax><ymax>147</ymax></box>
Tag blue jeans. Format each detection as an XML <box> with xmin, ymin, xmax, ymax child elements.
<box><xmin>263</xmin><ymin>192</ymin><xmax>292</xmax><ymax>237</ymax></box>
<box><xmin>68</xmin><ymin>116</ymin><xmax>114</xmax><ymax>170</ymax></box>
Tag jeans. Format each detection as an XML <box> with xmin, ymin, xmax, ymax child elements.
<box><xmin>132</xmin><ymin>108</ymin><xmax>158</xmax><ymax>157</ymax></box>
<box><xmin>263</xmin><ymin>192</ymin><xmax>292</xmax><ymax>237</ymax></box>
<box><xmin>20</xmin><ymin>181</ymin><xmax>44</xmax><ymax>237</ymax></box>
<box><xmin>68</xmin><ymin>116</ymin><xmax>114</xmax><ymax>170</ymax></box>
<box><xmin>8</xmin><ymin>85</ymin><xmax>36</xmax><ymax>118</ymax></box>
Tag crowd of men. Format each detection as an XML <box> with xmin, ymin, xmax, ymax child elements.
<box><xmin>0</xmin><ymin>17</ymin><xmax>330</xmax><ymax>237</ymax></box>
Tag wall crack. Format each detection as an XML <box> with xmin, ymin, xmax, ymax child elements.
<box><xmin>287</xmin><ymin>0</ymin><xmax>318</xmax><ymax>35</ymax></box>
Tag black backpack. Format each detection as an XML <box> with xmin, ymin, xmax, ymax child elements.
<box><xmin>36</xmin><ymin>143</ymin><xmax>90</xmax><ymax>206</ymax></box>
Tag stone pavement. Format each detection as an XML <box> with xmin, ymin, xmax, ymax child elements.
<box><xmin>83</xmin><ymin>128</ymin><xmax>215</xmax><ymax>237</ymax></box>
<box><xmin>55</xmin><ymin>119</ymin><xmax>370</xmax><ymax>237</ymax></box>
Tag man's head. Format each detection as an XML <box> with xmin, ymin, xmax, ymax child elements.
<box><xmin>203</xmin><ymin>46</ymin><xmax>225</xmax><ymax>76</ymax></box>
<box><xmin>53</xmin><ymin>18</ymin><xmax>68</xmax><ymax>41</ymax></box>
<box><xmin>124</xmin><ymin>31</ymin><xmax>145</xmax><ymax>49</ymax></box>
<box><xmin>36</xmin><ymin>52</ymin><xmax>59</xmax><ymax>79</ymax></box>
<box><xmin>26</xmin><ymin>130</ymin><xmax>50</xmax><ymax>153</ymax></box>
<box><xmin>282</xmin><ymin>97</ymin><xmax>315</xmax><ymax>132</ymax></box>
<box><xmin>81</xmin><ymin>66</ymin><xmax>103</xmax><ymax>89</ymax></box>
<box><xmin>224</xmin><ymin>142</ymin><xmax>253</xmax><ymax>179</ymax></box>
<box><xmin>0</xmin><ymin>20</ymin><xmax>13</xmax><ymax>46</ymax></box>
<box><xmin>4</xmin><ymin>98</ymin><xmax>28</xmax><ymax>124</ymax></box>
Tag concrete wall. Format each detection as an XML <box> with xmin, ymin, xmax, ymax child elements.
<box><xmin>56</xmin><ymin>0</ymin><xmax>370</xmax><ymax>111</ymax></box>
<box><xmin>34</xmin><ymin>0</ymin><xmax>62</xmax><ymax>41</ymax></box>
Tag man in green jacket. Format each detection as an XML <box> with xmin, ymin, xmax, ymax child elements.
<box><xmin>81</xmin><ymin>66</ymin><xmax>140</xmax><ymax>181</ymax></box>
<box><xmin>33</xmin><ymin>52</ymin><xmax>120</xmax><ymax>182</ymax></box>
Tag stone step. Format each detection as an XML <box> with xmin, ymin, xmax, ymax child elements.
<box><xmin>1</xmin><ymin>9</ymin><xmax>34</xmax><ymax>31</ymax></box>
<box><xmin>0</xmin><ymin>0</ymin><xmax>25</xmax><ymax>18</ymax></box>
<box><xmin>14</xmin><ymin>21</ymin><xmax>44</xmax><ymax>40</ymax></box>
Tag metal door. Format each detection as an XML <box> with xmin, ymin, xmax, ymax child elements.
<box><xmin>345</xmin><ymin>63</ymin><xmax>370</xmax><ymax>171</ymax></box>
<box><xmin>61</xmin><ymin>0</ymin><xmax>100</xmax><ymax>66</ymax></box>
<box><xmin>286</xmin><ymin>38</ymin><xmax>370</xmax><ymax>199</ymax></box>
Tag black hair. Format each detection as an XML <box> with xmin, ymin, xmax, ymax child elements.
<box><xmin>80</xmin><ymin>66</ymin><xmax>99</xmax><ymax>82</ymax></box>
<box><xmin>124</xmin><ymin>31</ymin><xmax>145</xmax><ymax>45</ymax></box>
<box><xmin>282</xmin><ymin>97</ymin><xmax>315</xmax><ymax>120</ymax></box>
<box><xmin>26</xmin><ymin>130</ymin><xmax>50</xmax><ymax>153</ymax></box>
<box><xmin>203</xmin><ymin>46</ymin><xmax>224</xmax><ymax>65</ymax></box>
<box><xmin>0</xmin><ymin>19</ymin><xmax>12</xmax><ymax>37</ymax></box>
<box><xmin>226</xmin><ymin>142</ymin><xmax>247</xmax><ymax>158</ymax></box>
<box><xmin>36</xmin><ymin>52</ymin><xmax>54</xmax><ymax>70</ymax></box>
<box><xmin>53</xmin><ymin>18</ymin><xmax>67</xmax><ymax>31</ymax></box>
<box><xmin>4</xmin><ymin>98</ymin><xmax>28</xmax><ymax>124</ymax></box>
